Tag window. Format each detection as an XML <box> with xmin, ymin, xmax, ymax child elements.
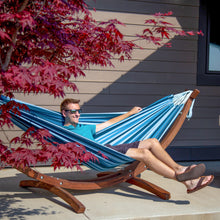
<box><xmin>197</xmin><ymin>0</ymin><xmax>220</xmax><ymax>85</ymax></box>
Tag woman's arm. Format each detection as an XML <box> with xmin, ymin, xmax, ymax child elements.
<box><xmin>96</xmin><ymin>106</ymin><xmax>142</xmax><ymax>132</ymax></box>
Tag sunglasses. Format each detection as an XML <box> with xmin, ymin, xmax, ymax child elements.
<box><xmin>65</xmin><ymin>109</ymin><xmax>82</xmax><ymax>114</ymax></box>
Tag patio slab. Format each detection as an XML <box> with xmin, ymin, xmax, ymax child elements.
<box><xmin>0</xmin><ymin>161</ymin><xmax>219</xmax><ymax>220</ymax></box>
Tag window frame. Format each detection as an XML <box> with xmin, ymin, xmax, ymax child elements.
<box><xmin>197</xmin><ymin>0</ymin><xmax>220</xmax><ymax>86</ymax></box>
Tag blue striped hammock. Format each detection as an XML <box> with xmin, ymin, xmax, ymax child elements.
<box><xmin>0</xmin><ymin>91</ymin><xmax>194</xmax><ymax>171</ymax></box>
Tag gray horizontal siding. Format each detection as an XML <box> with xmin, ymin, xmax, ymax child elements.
<box><xmin>87</xmin><ymin>0</ymin><xmax>199</xmax><ymax>17</ymax></box>
<box><xmin>1</xmin><ymin>0</ymin><xmax>219</xmax><ymax>161</ymax></box>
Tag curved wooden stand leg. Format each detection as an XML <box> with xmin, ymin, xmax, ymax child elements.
<box><xmin>20</xmin><ymin>180</ymin><xmax>85</xmax><ymax>213</ymax></box>
<box><xmin>14</xmin><ymin>89</ymin><xmax>200</xmax><ymax>213</ymax></box>
<box><xmin>126</xmin><ymin>177</ymin><xmax>170</xmax><ymax>200</ymax></box>
<box><xmin>97</xmin><ymin>171</ymin><xmax>170</xmax><ymax>200</ymax></box>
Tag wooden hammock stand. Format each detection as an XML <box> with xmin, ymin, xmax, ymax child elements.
<box><xmin>16</xmin><ymin>89</ymin><xmax>200</xmax><ymax>213</ymax></box>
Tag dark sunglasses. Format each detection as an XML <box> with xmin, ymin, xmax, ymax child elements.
<box><xmin>65</xmin><ymin>109</ymin><xmax>82</xmax><ymax>114</ymax></box>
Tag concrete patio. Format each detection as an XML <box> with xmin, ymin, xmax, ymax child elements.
<box><xmin>0</xmin><ymin>161</ymin><xmax>219</xmax><ymax>220</ymax></box>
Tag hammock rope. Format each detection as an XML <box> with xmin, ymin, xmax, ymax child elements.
<box><xmin>0</xmin><ymin>90</ymin><xmax>194</xmax><ymax>171</ymax></box>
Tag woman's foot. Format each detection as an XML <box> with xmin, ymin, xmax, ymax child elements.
<box><xmin>185</xmin><ymin>175</ymin><xmax>214</xmax><ymax>193</ymax></box>
<box><xmin>175</xmin><ymin>163</ymin><xmax>206</xmax><ymax>182</ymax></box>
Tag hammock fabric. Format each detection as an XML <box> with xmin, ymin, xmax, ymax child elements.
<box><xmin>0</xmin><ymin>90</ymin><xmax>194</xmax><ymax>171</ymax></box>
<box><xmin>0</xmin><ymin>90</ymin><xmax>199</xmax><ymax>213</ymax></box>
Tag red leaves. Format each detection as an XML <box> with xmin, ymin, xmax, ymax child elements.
<box><xmin>186</xmin><ymin>31</ymin><xmax>194</xmax><ymax>36</ymax></box>
<box><xmin>0</xmin><ymin>141</ymin><xmax>11</xmax><ymax>169</ymax></box>
<box><xmin>0</xmin><ymin>9</ymin><xmax>35</xmax><ymax>31</ymax></box>
<box><xmin>0</xmin><ymin>98</ymin><xmax>99</xmax><ymax>170</ymax></box>
<box><xmin>0</xmin><ymin>30</ymin><xmax>12</xmax><ymax>41</ymax></box>
<box><xmin>197</xmin><ymin>30</ymin><xmax>204</xmax><ymax>36</ymax></box>
<box><xmin>1</xmin><ymin>61</ymin><xmax>78</xmax><ymax>97</ymax></box>
<box><xmin>0</xmin><ymin>100</ymin><xmax>29</xmax><ymax>127</ymax></box>
<box><xmin>0</xmin><ymin>1</ymin><xmax>204</xmax><ymax>171</ymax></box>
<box><xmin>0</xmin><ymin>126</ymin><xmax>98</xmax><ymax>170</ymax></box>
<box><xmin>98</xmin><ymin>151</ymin><xmax>109</xmax><ymax>160</ymax></box>
<box><xmin>2</xmin><ymin>3</ymin><xmax>202</xmax><ymax>101</ymax></box>
<box><xmin>154</xmin><ymin>11</ymin><xmax>173</xmax><ymax>17</ymax></box>
<box><xmin>5</xmin><ymin>148</ymin><xmax>40</xmax><ymax>169</ymax></box>
<box><xmin>145</xmin><ymin>19</ymin><xmax>157</xmax><ymax>25</ymax></box>
<box><xmin>0</xmin><ymin>0</ymin><xmax>136</xmax><ymax>97</ymax></box>
<box><xmin>50</xmin><ymin>142</ymin><xmax>98</xmax><ymax>171</ymax></box>
<box><xmin>138</xmin><ymin>11</ymin><xmax>203</xmax><ymax>47</ymax></box>
<box><xmin>16</xmin><ymin>11</ymin><xmax>35</xmax><ymax>31</ymax></box>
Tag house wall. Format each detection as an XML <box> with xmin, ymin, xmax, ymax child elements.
<box><xmin>1</xmin><ymin>0</ymin><xmax>220</xmax><ymax>161</ymax></box>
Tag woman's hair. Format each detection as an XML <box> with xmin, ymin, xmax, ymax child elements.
<box><xmin>60</xmin><ymin>98</ymin><xmax>80</xmax><ymax>112</ymax></box>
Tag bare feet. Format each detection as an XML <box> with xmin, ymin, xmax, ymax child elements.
<box><xmin>184</xmin><ymin>175</ymin><xmax>214</xmax><ymax>193</ymax></box>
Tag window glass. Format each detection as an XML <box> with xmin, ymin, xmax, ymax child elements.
<box><xmin>197</xmin><ymin>0</ymin><xmax>220</xmax><ymax>85</ymax></box>
<box><xmin>208</xmin><ymin>5</ymin><xmax>220</xmax><ymax>72</ymax></box>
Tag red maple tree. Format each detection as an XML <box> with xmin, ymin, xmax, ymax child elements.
<box><xmin>0</xmin><ymin>0</ymin><xmax>202</xmax><ymax>170</ymax></box>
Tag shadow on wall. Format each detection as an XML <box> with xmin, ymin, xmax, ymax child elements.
<box><xmin>81</xmin><ymin>37</ymin><xmax>197</xmax><ymax>113</ymax></box>
<box><xmin>78</xmin><ymin>6</ymin><xmax>206</xmax><ymax>162</ymax></box>
<box><xmin>80</xmin><ymin>1</ymin><xmax>198</xmax><ymax>113</ymax></box>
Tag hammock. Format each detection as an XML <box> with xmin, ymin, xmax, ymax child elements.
<box><xmin>0</xmin><ymin>90</ymin><xmax>195</xmax><ymax>171</ymax></box>
<box><xmin>0</xmin><ymin>90</ymin><xmax>199</xmax><ymax>213</ymax></box>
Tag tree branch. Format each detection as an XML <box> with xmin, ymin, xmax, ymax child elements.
<box><xmin>0</xmin><ymin>50</ymin><xmax>3</xmax><ymax>69</ymax></box>
<box><xmin>18</xmin><ymin>0</ymin><xmax>29</xmax><ymax>12</ymax></box>
<box><xmin>1</xmin><ymin>0</ymin><xmax>29</xmax><ymax>71</ymax></box>
<box><xmin>33</xmin><ymin>0</ymin><xmax>46</xmax><ymax>19</ymax></box>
